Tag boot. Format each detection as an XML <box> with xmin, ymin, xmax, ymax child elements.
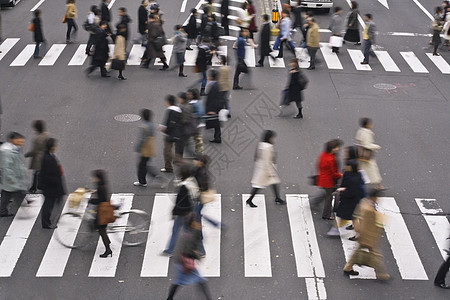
<box><xmin>166</xmin><ymin>284</ymin><xmax>180</xmax><ymax>300</ymax></box>
<box><xmin>178</xmin><ymin>64</ymin><xmax>187</xmax><ymax>77</ymax></box>
<box><xmin>99</xmin><ymin>244</ymin><xmax>112</xmax><ymax>258</ymax></box>
<box><xmin>160</xmin><ymin>61</ymin><xmax>169</xmax><ymax>71</ymax></box>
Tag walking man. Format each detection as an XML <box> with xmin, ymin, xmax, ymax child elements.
<box><xmin>137</xmin><ymin>0</ymin><xmax>149</xmax><ymax>46</ymax></box>
<box><xmin>86</xmin><ymin>21</ymin><xmax>111</xmax><ymax>77</ymax></box>
<box><xmin>361</xmin><ymin>14</ymin><xmax>376</xmax><ymax>65</ymax></box>
<box><xmin>221</xmin><ymin>0</ymin><xmax>230</xmax><ymax>36</ymax></box>
<box><xmin>256</xmin><ymin>14</ymin><xmax>271</xmax><ymax>67</ymax></box>
<box><xmin>205</xmin><ymin>69</ymin><xmax>226</xmax><ymax>144</ymax></box>
<box><xmin>233</xmin><ymin>29</ymin><xmax>249</xmax><ymax>90</ymax></box>
<box><xmin>306</xmin><ymin>17</ymin><xmax>319</xmax><ymax>70</ymax></box>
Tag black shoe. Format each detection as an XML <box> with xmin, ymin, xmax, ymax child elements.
<box><xmin>344</xmin><ymin>270</ymin><xmax>359</xmax><ymax>276</ymax></box>
<box><xmin>346</xmin><ymin>224</ymin><xmax>354</xmax><ymax>230</ymax></box>
<box><xmin>360</xmin><ymin>61</ymin><xmax>369</xmax><ymax>65</ymax></box>
<box><xmin>118</xmin><ymin>75</ymin><xmax>127</xmax><ymax>80</ymax></box>
<box><xmin>233</xmin><ymin>86</ymin><xmax>243</xmax><ymax>90</ymax></box>
<box><xmin>307</xmin><ymin>66</ymin><xmax>315</xmax><ymax>70</ymax></box>
<box><xmin>209</xmin><ymin>139</ymin><xmax>221</xmax><ymax>144</ymax></box>
<box><xmin>255</xmin><ymin>63</ymin><xmax>263</xmax><ymax>67</ymax></box>
<box><xmin>99</xmin><ymin>249</ymin><xmax>113</xmax><ymax>258</ymax></box>
<box><xmin>42</xmin><ymin>225</ymin><xmax>57</xmax><ymax>229</ymax></box>
<box><xmin>140</xmin><ymin>62</ymin><xmax>149</xmax><ymax>68</ymax></box>
<box><xmin>101</xmin><ymin>74</ymin><xmax>111</xmax><ymax>77</ymax></box>
<box><xmin>275</xmin><ymin>198</ymin><xmax>286</xmax><ymax>205</ymax></box>
<box><xmin>435</xmin><ymin>283</ymin><xmax>450</xmax><ymax>289</ymax></box>
<box><xmin>293</xmin><ymin>114</ymin><xmax>303</xmax><ymax>119</ymax></box>
<box><xmin>186</xmin><ymin>47</ymin><xmax>193</xmax><ymax>50</ymax></box>
<box><xmin>246</xmin><ymin>199</ymin><xmax>257</xmax><ymax>208</ymax></box>
<box><xmin>0</xmin><ymin>213</ymin><xmax>14</xmax><ymax>217</ymax></box>
<box><xmin>322</xmin><ymin>216</ymin><xmax>335</xmax><ymax>220</ymax></box>
<box><xmin>178</xmin><ymin>73</ymin><xmax>187</xmax><ymax>77</ymax></box>
<box><xmin>348</xmin><ymin>235</ymin><xmax>358</xmax><ymax>241</ymax></box>
<box><xmin>160</xmin><ymin>65</ymin><xmax>169</xmax><ymax>71</ymax></box>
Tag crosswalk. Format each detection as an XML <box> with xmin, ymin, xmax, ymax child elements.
<box><xmin>1</xmin><ymin>38</ymin><xmax>450</xmax><ymax>75</ymax></box>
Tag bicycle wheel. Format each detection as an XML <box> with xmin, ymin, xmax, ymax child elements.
<box><xmin>55</xmin><ymin>212</ymin><xmax>94</xmax><ymax>249</ymax></box>
<box><xmin>109</xmin><ymin>209</ymin><xmax>150</xmax><ymax>247</ymax></box>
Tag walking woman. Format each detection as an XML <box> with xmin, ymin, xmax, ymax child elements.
<box><xmin>25</xmin><ymin>120</ymin><xmax>49</xmax><ymax>193</ymax></box>
<box><xmin>281</xmin><ymin>58</ymin><xmax>305</xmax><ymax>119</ymax></box>
<box><xmin>431</xmin><ymin>6</ymin><xmax>444</xmax><ymax>56</ymax></box>
<box><xmin>32</xmin><ymin>9</ymin><xmax>45</xmax><ymax>59</ymax></box>
<box><xmin>112</xmin><ymin>23</ymin><xmax>127</xmax><ymax>80</ymax></box>
<box><xmin>89</xmin><ymin>170</ymin><xmax>112</xmax><ymax>258</ymax></box>
<box><xmin>166</xmin><ymin>214</ymin><xmax>212</xmax><ymax>300</ymax></box>
<box><xmin>245</xmin><ymin>130</ymin><xmax>285</xmax><ymax>208</ymax></box>
<box><xmin>65</xmin><ymin>0</ymin><xmax>78</xmax><ymax>44</ymax></box>
<box><xmin>343</xmin><ymin>1</ymin><xmax>360</xmax><ymax>45</ymax></box>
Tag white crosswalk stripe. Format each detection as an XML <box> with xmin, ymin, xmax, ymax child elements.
<box><xmin>68</xmin><ymin>45</ymin><xmax>88</xmax><ymax>66</ymax></box>
<box><xmin>374</xmin><ymin>51</ymin><xmax>401</xmax><ymax>72</ymax></box>
<box><xmin>319</xmin><ymin>43</ymin><xmax>343</xmax><ymax>70</ymax></box>
<box><xmin>0</xmin><ymin>38</ymin><xmax>20</xmax><ymax>62</ymax></box>
<box><xmin>347</xmin><ymin>49</ymin><xmax>372</xmax><ymax>71</ymax></box>
<box><xmin>39</xmin><ymin>44</ymin><xmax>67</xmax><ymax>66</ymax></box>
<box><xmin>127</xmin><ymin>44</ymin><xmax>145</xmax><ymax>66</ymax></box>
<box><xmin>10</xmin><ymin>44</ymin><xmax>35</xmax><ymax>66</ymax></box>
<box><xmin>426</xmin><ymin>53</ymin><xmax>450</xmax><ymax>74</ymax></box>
<box><xmin>401</xmin><ymin>51</ymin><xmax>429</xmax><ymax>73</ymax></box>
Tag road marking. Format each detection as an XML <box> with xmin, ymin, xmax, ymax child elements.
<box><xmin>347</xmin><ymin>49</ymin><xmax>372</xmax><ymax>71</ymax></box>
<box><xmin>196</xmin><ymin>195</ymin><xmax>221</xmax><ymax>277</ymax></box>
<box><xmin>108</xmin><ymin>0</ymin><xmax>117</xmax><ymax>9</ymax></box>
<box><xmin>286</xmin><ymin>195</ymin><xmax>325</xmax><ymax>277</ymax></box>
<box><xmin>319</xmin><ymin>43</ymin><xmax>343</xmax><ymax>70</ymax></box>
<box><xmin>30</xmin><ymin>0</ymin><xmax>45</xmax><ymax>11</ymax></box>
<box><xmin>89</xmin><ymin>194</ymin><xmax>133</xmax><ymax>277</ymax></box>
<box><xmin>295</xmin><ymin>47</ymin><xmax>311</xmax><ymax>69</ymax></box>
<box><xmin>0</xmin><ymin>194</ymin><xmax>43</xmax><ymax>277</ymax></box>
<box><xmin>378</xmin><ymin>197</ymin><xmax>428</xmax><ymax>280</ymax></box>
<box><xmin>374</xmin><ymin>51</ymin><xmax>400</xmax><ymax>72</ymax></box>
<box><xmin>68</xmin><ymin>44</ymin><xmax>88</xmax><ymax>66</ymax></box>
<box><xmin>400</xmin><ymin>51</ymin><xmax>428</xmax><ymax>73</ymax></box>
<box><xmin>154</xmin><ymin>45</ymin><xmax>174</xmax><ymax>66</ymax></box>
<box><xmin>36</xmin><ymin>194</ymin><xmax>89</xmax><ymax>277</ymax></box>
<box><xmin>127</xmin><ymin>44</ymin><xmax>145</xmax><ymax>65</ymax></box>
<box><xmin>268</xmin><ymin>41</ymin><xmax>286</xmax><ymax>68</ymax></box>
<box><xmin>183</xmin><ymin>0</ymin><xmax>207</xmax><ymax>26</ymax></box>
<box><xmin>305</xmin><ymin>277</ymin><xmax>327</xmax><ymax>300</ymax></box>
<box><xmin>181</xmin><ymin>0</ymin><xmax>188</xmax><ymax>12</ymax></box>
<box><xmin>412</xmin><ymin>0</ymin><xmax>434</xmax><ymax>20</ymax></box>
<box><xmin>415</xmin><ymin>198</ymin><xmax>450</xmax><ymax>260</ymax></box>
<box><xmin>39</xmin><ymin>44</ymin><xmax>66</xmax><ymax>66</ymax></box>
<box><xmin>244</xmin><ymin>46</ymin><xmax>256</xmax><ymax>67</ymax></box>
<box><xmin>140</xmin><ymin>193</ymin><xmax>174</xmax><ymax>277</ymax></box>
<box><xmin>242</xmin><ymin>194</ymin><xmax>272</xmax><ymax>277</ymax></box>
<box><xmin>184</xmin><ymin>45</ymin><xmax>198</xmax><ymax>66</ymax></box>
<box><xmin>0</xmin><ymin>38</ymin><xmax>20</xmax><ymax>62</ymax></box>
<box><xmin>212</xmin><ymin>45</ymin><xmax>227</xmax><ymax>66</ymax></box>
<box><xmin>425</xmin><ymin>53</ymin><xmax>450</xmax><ymax>74</ymax></box>
<box><xmin>10</xmin><ymin>44</ymin><xmax>35</xmax><ymax>66</ymax></box>
<box><xmin>377</xmin><ymin>0</ymin><xmax>389</xmax><ymax>9</ymax></box>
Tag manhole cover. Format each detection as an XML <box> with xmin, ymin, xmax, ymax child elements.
<box><xmin>114</xmin><ymin>114</ymin><xmax>141</xmax><ymax>122</ymax></box>
<box><xmin>373</xmin><ymin>83</ymin><xmax>397</xmax><ymax>90</ymax></box>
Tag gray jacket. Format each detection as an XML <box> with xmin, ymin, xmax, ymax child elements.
<box><xmin>0</xmin><ymin>142</ymin><xmax>28</xmax><ymax>192</ymax></box>
<box><xmin>329</xmin><ymin>13</ymin><xmax>343</xmax><ymax>35</ymax></box>
<box><xmin>365</xmin><ymin>20</ymin><xmax>376</xmax><ymax>44</ymax></box>
<box><xmin>173</xmin><ymin>31</ymin><xmax>187</xmax><ymax>54</ymax></box>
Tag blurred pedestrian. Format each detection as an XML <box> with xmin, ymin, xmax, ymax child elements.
<box><xmin>217</xmin><ymin>55</ymin><xmax>231</xmax><ymax>112</ymax></box>
<box><xmin>172</xmin><ymin>25</ymin><xmax>188</xmax><ymax>77</ymax></box>
<box><xmin>137</xmin><ymin>0</ymin><xmax>149</xmax><ymax>46</ymax></box>
<box><xmin>245</xmin><ymin>130</ymin><xmax>285</xmax><ymax>208</ymax></box>
<box><xmin>343</xmin><ymin>1</ymin><xmax>360</xmax><ymax>45</ymax></box>
<box><xmin>162</xmin><ymin>164</ymin><xmax>197</xmax><ymax>257</ymax></box>
<box><xmin>111</xmin><ymin>23</ymin><xmax>127</xmax><ymax>80</ymax></box>
<box><xmin>185</xmin><ymin>9</ymin><xmax>199</xmax><ymax>50</ymax></box>
<box><xmin>0</xmin><ymin>132</ymin><xmax>28</xmax><ymax>217</ymax></box>
<box><xmin>32</xmin><ymin>9</ymin><xmax>46</xmax><ymax>59</ymax></box>
<box><xmin>247</xmin><ymin>0</ymin><xmax>258</xmax><ymax>39</ymax></box>
<box><xmin>85</xmin><ymin>5</ymin><xmax>100</xmax><ymax>56</ymax></box>
<box><xmin>273</xmin><ymin>10</ymin><xmax>295</xmax><ymax>59</ymax></box>
<box><xmin>25</xmin><ymin>120</ymin><xmax>49</xmax><ymax>193</ymax></box>
<box><xmin>256</xmin><ymin>14</ymin><xmax>271</xmax><ymax>67</ymax></box>
<box><xmin>360</xmin><ymin>14</ymin><xmax>376</xmax><ymax>65</ymax></box>
<box><xmin>280</xmin><ymin>58</ymin><xmax>307</xmax><ymax>119</ymax></box>
<box><xmin>343</xmin><ymin>189</ymin><xmax>390</xmax><ymax>281</ymax></box>
<box><xmin>100</xmin><ymin>0</ymin><xmax>112</xmax><ymax>25</ymax></box>
<box><xmin>0</xmin><ymin>7</ymin><xmax>2</xmax><ymax>43</ymax></box>
<box><xmin>192</xmin><ymin>37</ymin><xmax>213</xmax><ymax>95</ymax></box>
<box><xmin>85</xmin><ymin>21</ymin><xmax>111</xmax><ymax>77</ymax></box>
<box><xmin>176</xmin><ymin>92</ymin><xmax>198</xmax><ymax>162</ymax></box>
<box><xmin>89</xmin><ymin>170</ymin><xmax>113</xmax><ymax>258</ymax></box>
<box><xmin>166</xmin><ymin>214</ymin><xmax>212</xmax><ymax>300</ymax></box>
<box><xmin>431</xmin><ymin>7</ymin><xmax>444</xmax><ymax>56</ymax></box>
<box><xmin>329</xmin><ymin>7</ymin><xmax>343</xmax><ymax>53</ymax></box>
<box><xmin>220</xmin><ymin>0</ymin><xmax>230</xmax><ymax>36</ymax></box>
<box><xmin>306</xmin><ymin>17</ymin><xmax>319</xmax><ymax>70</ymax></box>
<box><xmin>187</xmin><ymin>88</ymin><xmax>205</xmax><ymax>154</ymax></box>
<box><xmin>140</xmin><ymin>13</ymin><xmax>169</xmax><ymax>70</ymax></box>
<box><xmin>116</xmin><ymin>7</ymin><xmax>131</xmax><ymax>42</ymax></box>
<box><xmin>65</xmin><ymin>0</ymin><xmax>78</xmax><ymax>44</ymax></box>
<box><xmin>205</xmin><ymin>69</ymin><xmax>226</xmax><ymax>144</ymax></box>
<box><xmin>233</xmin><ymin>29</ymin><xmax>249</xmax><ymax>90</ymax></box>
<box><xmin>443</xmin><ymin>12</ymin><xmax>450</xmax><ymax>47</ymax></box>
<box><xmin>39</xmin><ymin>138</ymin><xmax>65</xmax><ymax>229</ymax></box>
<box><xmin>291</xmin><ymin>2</ymin><xmax>304</xmax><ymax>39</ymax></box>
<box><xmin>158</xmin><ymin>95</ymin><xmax>182</xmax><ymax>173</ymax></box>
<box><xmin>434</xmin><ymin>248</ymin><xmax>450</xmax><ymax>289</ymax></box>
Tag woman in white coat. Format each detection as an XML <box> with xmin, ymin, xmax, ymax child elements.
<box><xmin>245</xmin><ymin>130</ymin><xmax>285</xmax><ymax>208</ymax></box>
<box><xmin>355</xmin><ymin>118</ymin><xmax>383</xmax><ymax>189</ymax></box>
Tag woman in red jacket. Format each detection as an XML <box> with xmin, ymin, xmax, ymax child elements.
<box><xmin>316</xmin><ymin>140</ymin><xmax>342</xmax><ymax>220</ymax></box>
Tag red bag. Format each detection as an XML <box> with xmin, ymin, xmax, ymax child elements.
<box><xmin>181</xmin><ymin>255</ymin><xmax>195</xmax><ymax>273</ymax></box>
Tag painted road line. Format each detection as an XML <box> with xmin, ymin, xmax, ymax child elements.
<box><xmin>127</xmin><ymin>44</ymin><xmax>145</xmax><ymax>65</ymax></box>
<box><xmin>0</xmin><ymin>194</ymin><xmax>44</xmax><ymax>277</ymax></box>
<box><xmin>378</xmin><ymin>197</ymin><xmax>428</xmax><ymax>280</ymax></box>
<box><xmin>412</xmin><ymin>0</ymin><xmax>434</xmax><ymax>20</ymax></box>
<box><xmin>415</xmin><ymin>198</ymin><xmax>450</xmax><ymax>260</ymax></box>
<box><xmin>295</xmin><ymin>47</ymin><xmax>311</xmax><ymax>69</ymax></box>
<box><xmin>374</xmin><ymin>51</ymin><xmax>400</xmax><ymax>72</ymax></box>
<box><xmin>242</xmin><ymin>194</ymin><xmax>272</xmax><ymax>277</ymax></box>
<box><xmin>36</xmin><ymin>194</ymin><xmax>90</xmax><ymax>277</ymax></box>
<box><xmin>426</xmin><ymin>53</ymin><xmax>450</xmax><ymax>74</ymax></box>
<box><xmin>268</xmin><ymin>41</ymin><xmax>285</xmax><ymax>68</ymax></box>
<box><xmin>140</xmin><ymin>193</ymin><xmax>174</xmax><ymax>277</ymax></box>
<box><xmin>39</xmin><ymin>44</ymin><xmax>66</xmax><ymax>66</ymax></box>
<box><xmin>305</xmin><ymin>277</ymin><xmax>327</xmax><ymax>300</ymax></box>
<box><xmin>400</xmin><ymin>51</ymin><xmax>428</xmax><ymax>73</ymax></box>
<box><xmin>183</xmin><ymin>0</ymin><xmax>207</xmax><ymax>26</ymax></box>
<box><xmin>197</xmin><ymin>195</ymin><xmax>221</xmax><ymax>277</ymax></box>
<box><xmin>181</xmin><ymin>0</ymin><xmax>188</xmax><ymax>12</ymax></box>
<box><xmin>88</xmin><ymin>194</ymin><xmax>134</xmax><ymax>277</ymax></box>
<box><xmin>286</xmin><ymin>195</ymin><xmax>325</xmax><ymax>278</ymax></box>
<box><xmin>212</xmin><ymin>45</ymin><xmax>227</xmax><ymax>67</ymax></box>
<box><xmin>244</xmin><ymin>46</ymin><xmax>256</xmax><ymax>68</ymax></box>
<box><xmin>10</xmin><ymin>44</ymin><xmax>35</xmax><ymax>66</ymax></box>
<box><xmin>347</xmin><ymin>49</ymin><xmax>372</xmax><ymax>71</ymax></box>
<box><xmin>184</xmin><ymin>45</ymin><xmax>198</xmax><ymax>66</ymax></box>
<box><xmin>108</xmin><ymin>0</ymin><xmax>117</xmax><ymax>9</ymax></box>
<box><xmin>30</xmin><ymin>0</ymin><xmax>46</xmax><ymax>11</ymax></box>
<box><xmin>68</xmin><ymin>44</ymin><xmax>88</xmax><ymax>66</ymax></box>
<box><xmin>155</xmin><ymin>45</ymin><xmax>174</xmax><ymax>66</ymax></box>
<box><xmin>319</xmin><ymin>43</ymin><xmax>343</xmax><ymax>70</ymax></box>
<box><xmin>0</xmin><ymin>38</ymin><xmax>20</xmax><ymax>62</ymax></box>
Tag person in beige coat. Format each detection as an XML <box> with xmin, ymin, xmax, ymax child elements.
<box><xmin>306</xmin><ymin>17</ymin><xmax>319</xmax><ymax>70</ymax></box>
<box><xmin>217</xmin><ymin>55</ymin><xmax>231</xmax><ymax>114</ymax></box>
<box><xmin>245</xmin><ymin>130</ymin><xmax>285</xmax><ymax>208</ymax></box>
<box><xmin>355</xmin><ymin>118</ymin><xmax>383</xmax><ymax>188</ymax></box>
<box><xmin>112</xmin><ymin>24</ymin><xmax>127</xmax><ymax>80</ymax></box>
<box><xmin>25</xmin><ymin>120</ymin><xmax>49</xmax><ymax>193</ymax></box>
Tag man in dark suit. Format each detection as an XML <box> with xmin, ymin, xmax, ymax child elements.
<box><xmin>39</xmin><ymin>138</ymin><xmax>65</xmax><ymax>229</ymax></box>
<box><xmin>86</xmin><ymin>21</ymin><xmax>111</xmax><ymax>77</ymax></box>
<box><xmin>137</xmin><ymin>0</ymin><xmax>148</xmax><ymax>46</ymax></box>
<box><xmin>205</xmin><ymin>69</ymin><xmax>225</xmax><ymax>143</ymax></box>
<box><xmin>256</xmin><ymin>14</ymin><xmax>271</xmax><ymax>67</ymax></box>
<box><xmin>220</xmin><ymin>0</ymin><xmax>230</xmax><ymax>36</ymax></box>
<box><xmin>101</xmin><ymin>0</ymin><xmax>111</xmax><ymax>23</ymax></box>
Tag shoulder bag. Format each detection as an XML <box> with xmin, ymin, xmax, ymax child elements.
<box><xmin>97</xmin><ymin>201</ymin><xmax>117</xmax><ymax>225</ymax></box>
<box><xmin>111</xmin><ymin>59</ymin><xmax>126</xmax><ymax>70</ymax></box>
<box><xmin>28</xmin><ymin>23</ymin><xmax>35</xmax><ymax>32</ymax></box>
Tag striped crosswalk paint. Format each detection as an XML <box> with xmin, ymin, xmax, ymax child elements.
<box><xmin>0</xmin><ymin>194</ymin><xmax>44</xmax><ymax>277</ymax></box>
<box><xmin>68</xmin><ymin>44</ymin><xmax>88</xmax><ymax>66</ymax></box>
<box><xmin>319</xmin><ymin>43</ymin><xmax>343</xmax><ymax>70</ymax></box>
<box><xmin>10</xmin><ymin>44</ymin><xmax>35</xmax><ymax>66</ymax></box>
<box><xmin>415</xmin><ymin>198</ymin><xmax>450</xmax><ymax>260</ymax></box>
<box><xmin>305</xmin><ymin>277</ymin><xmax>327</xmax><ymax>300</ymax></box>
<box><xmin>347</xmin><ymin>49</ymin><xmax>372</xmax><ymax>71</ymax></box>
<box><xmin>0</xmin><ymin>38</ymin><xmax>20</xmax><ymax>62</ymax></box>
<box><xmin>39</xmin><ymin>44</ymin><xmax>67</xmax><ymax>66</ymax></box>
<box><xmin>155</xmin><ymin>45</ymin><xmax>174</xmax><ymax>66</ymax></box>
<box><xmin>242</xmin><ymin>194</ymin><xmax>272</xmax><ymax>277</ymax></box>
<box><xmin>374</xmin><ymin>51</ymin><xmax>401</xmax><ymax>72</ymax></box>
<box><xmin>268</xmin><ymin>42</ymin><xmax>286</xmax><ymax>68</ymax></box>
<box><xmin>244</xmin><ymin>46</ymin><xmax>256</xmax><ymax>68</ymax></box>
<box><xmin>184</xmin><ymin>45</ymin><xmax>198</xmax><ymax>67</ymax></box>
<box><xmin>401</xmin><ymin>51</ymin><xmax>429</xmax><ymax>73</ymax></box>
<box><xmin>127</xmin><ymin>44</ymin><xmax>145</xmax><ymax>66</ymax></box>
<box><xmin>212</xmin><ymin>45</ymin><xmax>227</xmax><ymax>67</ymax></box>
<box><xmin>377</xmin><ymin>197</ymin><xmax>428</xmax><ymax>280</ymax></box>
<box><xmin>426</xmin><ymin>53</ymin><xmax>450</xmax><ymax>74</ymax></box>
<box><xmin>295</xmin><ymin>47</ymin><xmax>311</xmax><ymax>69</ymax></box>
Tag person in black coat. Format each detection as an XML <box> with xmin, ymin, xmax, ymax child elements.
<box><xmin>101</xmin><ymin>0</ymin><xmax>111</xmax><ymax>23</ymax></box>
<box><xmin>336</xmin><ymin>160</ymin><xmax>364</xmax><ymax>221</ymax></box>
<box><xmin>39</xmin><ymin>138</ymin><xmax>65</xmax><ymax>229</ymax></box>
<box><xmin>186</xmin><ymin>9</ymin><xmax>199</xmax><ymax>50</ymax></box>
<box><xmin>137</xmin><ymin>0</ymin><xmax>148</xmax><ymax>45</ymax></box>
<box><xmin>256</xmin><ymin>14</ymin><xmax>271</xmax><ymax>67</ymax></box>
<box><xmin>32</xmin><ymin>9</ymin><xmax>45</xmax><ymax>59</ymax></box>
<box><xmin>283</xmin><ymin>58</ymin><xmax>305</xmax><ymax>119</ymax></box>
<box><xmin>220</xmin><ymin>0</ymin><xmax>230</xmax><ymax>36</ymax></box>
<box><xmin>86</xmin><ymin>21</ymin><xmax>111</xmax><ymax>77</ymax></box>
<box><xmin>205</xmin><ymin>69</ymin><xmax>226</xmax><ymax>144</ymax></box>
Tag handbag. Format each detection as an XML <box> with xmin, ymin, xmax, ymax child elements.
<box><xmin>97</xmin><ymin>201</ymin><xmax>117</xmax><ymax>225</ymax></box>
<box><xmin>237</xmin><ymin>60</ymin><xmax>248</xmax><ymax>73</ymax></box>
<box><xmin>329</xmin><ymin>35</ymin><xmax>343</xmax><ymax>48</ymax></box>
<box><xmin>200</xmin><ymin>189</ymin><xmax>216</xmax><ymax>204</ymax></box>
<box><xmin>62</xmin><ymin>15</ymin><xmax>67</xmax><ymax>24</ymax></box>
<box><xmin>205</xmin><ymin>114</ymin><xmax>220</xmax><ymax>129</ymax></box>
<box><xmin>218</xmin><ymin>109</ymin><xmax>229</xmax><ymax>122</ymax></box>
<box><xmin>356</xmin><ymin>145</ymin><xmax>373</xmax><ymax>162</ymax></box>
<box><xmin>111</xmin><ymin>59</ymin><xmax>125</xmax><ymax>70</ymax></box>
<box><xmin>308</xmin><ymin>175</ymin><xmax>318</xmax><ymax>186</ymax></box>
<box><xmin>28</xmin><ymin>23</ymin><xmax>35</xmax><ymax>32</ymax></box>
<box><xmin>181</xmin><ymin>255</ymin><xmax>196</xmax><ymax>273</ymax></box>
<box><xmin>152</xmin><ymin>35</ymin><xmax>167</xmax><ymax>50</ymax></box>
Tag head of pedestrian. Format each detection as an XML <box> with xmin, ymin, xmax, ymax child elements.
<box><xmin>351</xmin><ymin>1</ymin><xmax>358</xmax><ymax>9</ymax></box>
<box><xmin>118</xmin><ymin>7</ymin><xmax>127</xmax><ymax>16</ymax></box>
<box><xmin>360</xmin><ymin>117</ymin><xmax>373</xmax><ymax>129</ymax></box>
<box><xmin>262</xmin><ymin>14</ymin><xmax>269</xmax><ymax>23</ymax></box>
<box><xmin>241</xmin><ymin>2</ymin><xmax>248</xmax><ymax>10</ymax></box>
<box><xmin>91</xmin><ymin>169</ymin><xmax>108</xmax><ymax>185</ymax></box>
<box><xmin>191</xmin><ymin>8</ymin><xmax>198</xmax><ymax>16</ymax></box>
<box><xmin>90</xmin><ymin>5</ymin><xmax>98</xmax><ymax>13</ymax></box>
<box><xmin>219</xmin><ymin>55</ymin><xmax>227</xmax><ymax>66</ymax></box>
<box><xmin>32</xmin><ymin>120</ymin><xmax>45</xmax><ymax>134</ymax></box>
<box><xmin>7</xmin><ymin>132</ymin><xmax>25</xmax><ymax>147</ymax></box>
<box><xmin>34</xmin><ymin>9</ymin><xmax>41</xmax><ymax>17</ymax></box>
<box><xmin>240</xmin><ymin>28</ymin><xmax>249</xmax><ymax>37</ymax></box>
<box><xmin>364</xmin><ymin>14</ymin><xmax>372</xmax><ymax>22</ymax></box>
<box><xmin>194</xmin><ymin>154</ymin><xmax>210</xmax><ymax>167</ymax></box>
<box><xmin>307</xmin><ymin>17</ymin><xmax>315</xmax><ymax>25</ymax></box>
<box><xmin>282</xmin><ymin>9</ymin><xmax>290</xmax><ymax>18</ymax></box>
<box><xmin>325</xmin><ymin>139</ymin><xmax>340</xmax><ymax>154</ymax></box>
<box><xmin>208</xmin><ymin>69</ymin><xmax>218</xmax><ymax>81</ymax></box>
<box><xmin>178</xmin><ymin>92</ymin><xmax>188</xmax><ymax>104</ymax></box>
<box><xmin>165</xmin><ymin>94</ymin><xmax>177</xmax><ymax>107</ymax></box>
<box><xmin>334</xmin><ymin>6</ymin><xmax>342</xmax><ymax>14</ymax></box>
<box><xmin>67</xmin><ymin>0</ymin><xmax>75</xmax><ymax>4</ymax></box>
<box><xmin>289</xmin><ymin>58</ymin><xmax>299</xmax><ymax>71</ymax></box>
<box><xmin>174</xmin><ymin>24</ymin><xmax>183</xmax><ymax>32</ymax></box>
<box><xmin>344</xmin><ymin>159</ymin><xmax>359</xmax><ymax>173</ymax></box>
<box><xmin>103</xmin><ymin>0</ymin><xmax>110</xmax><ymax>4</ymax></box>
<box><xmin>46</xmin><ymin>138</ymin><xmax>57</xmax><ymax>154</ymax></box>
<box><xmin>178</xmin><ymin>163</ymin><xmax>194</xmax><ymax>181</ymax></box>
<box><xmin>141</xmin><ymin>0</ymin><xmax>148</xmax><ymax>7</ymax></box>
<box><xmin>262</xmin><ymin>130</ymin><xmax>276</xmax><ymax>144</ymax></box>
<box><xmin>140</xmin><ymin>108</ymin><xmax>152</xmax><ymax>122</ymax></box>
<box><xmin>99</xmin><ymin>21</ymin><xmax>108</xmax><ymax>29</ymax></box>
<box><xmin>187</xmin><ymin>88</ymin><xmax>199</xmax><ymax>100</ymax></box>
<box><xmin>149</xmin><ymin>13</ymin><xmax>156</xmax><ymax>22</ymax></box>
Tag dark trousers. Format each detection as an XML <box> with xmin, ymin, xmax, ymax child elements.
<box><xmin>163</xmin><ymin>139</ymin><xmax>174</xmax><ymax>172</ymax></box>
<box><xmin>41</xmin><ymin>195</ymin><xmax>60</xmax><ymax>227</ymax></box>
<box><xmin>362</xmin><ymin>39</ymin><xmax>373</xmax><ymax>63</ymax></box>
<box><xmin>0</xmin><ymin>190</ymin><xmax>26</xmax><ymax>215</ymax></box>
<box><xmin>307</xmin><ymin>47</ymin><xmax>318</xmax><ymax>68</ymax></box>
<box><xmin>87</xmin><ymin>59</ymin><xmax>108</xmax><ymax>76</ymax></box>
<box><xmin>98</xmin><ymin>226</ymin><xmax>111</xmax><ymax>249</ymax></box>
<box><xmin>322</xmin><ymin>188</ymin><xmax>334</xmax><ymax>219</ymax></box>
<box><xmin>137</xmin><ymin>156</ymin><xmax>158</xmax><ymax>184</ymax></box>
<box><xmin>66</xmin><ymin>18</ymin><xmax>78</xmax><ymax>41</ymax></box>
<box><xmin>212</xmin><ymin>125</ymin><xmax>221</xmax><ymax>142</ymax></box>
<box><xmin>86</xmin><ymin>34</ymin><xmax>96</xmax><ymax>53</ymax></box>
<box><xmin>30</xmin><ymin>170</ymin><xmax>39</xmax><ymax>192</ymax></box>
<box><xmin>278</xmin><ymin>39</ymin><xmax>295</xmax><ymax>58</ymax></box>
<box><xmin>233</xmin><ymin>58</ymin><xmax>245</xmax><ymax>87</ymax></box>
<box><xmin>247</xmin><ymin>185</ymin><xmax>281</xmax><ymax>201</ymax></box>
<box><xmin>435</xmin><ymin>256</ymin><xmax>450</xmax><ymax>285</ymax></box>
<box><xmin>222</xmin><ymin>15</ymin><xmax>229</xmax><ymax>36</ymax></box>
<box><xmin>34</xmin><ymin>42</ymin><xmax>41</xmax><ymax>57</ymax></box>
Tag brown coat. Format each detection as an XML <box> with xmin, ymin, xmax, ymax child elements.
<box><xmin>306</xmin><ymin>23</ymin><xmax>320</xmax><ymax>48</ymax></box>
<box><xmin>353</xmin><ymin>198</ymin><xmax>383</xmax><ymax>249</ymax></box>
<box><xmin>25</xmin><ymin>132</ymin><xmax>49</xmax><ymax>170</ymax></box>
<box><xmin>112</xmin><ymin>35</ymin><xmax>126</xmax><ymax>60</ymax></box>
<box><xmin>145</xmin><ymin>21</ymin><xmax>165</xmax><ymax>59</ymax></box>
<box><xmin>218</xmin><ymin>65</ymin><xmax>231</xmax><ymax>92</ymax></box>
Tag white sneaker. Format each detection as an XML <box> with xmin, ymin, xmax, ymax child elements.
<box><xmin>133</xmin><ymin>182</ymin><xmax>147</xmax><ymax>187</ymax></box>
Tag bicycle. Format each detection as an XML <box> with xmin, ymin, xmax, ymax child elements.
<box><xmin>55</xmin><ymin>188</ymin><xmax>150</xmax><ymax>249</ymax></box>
